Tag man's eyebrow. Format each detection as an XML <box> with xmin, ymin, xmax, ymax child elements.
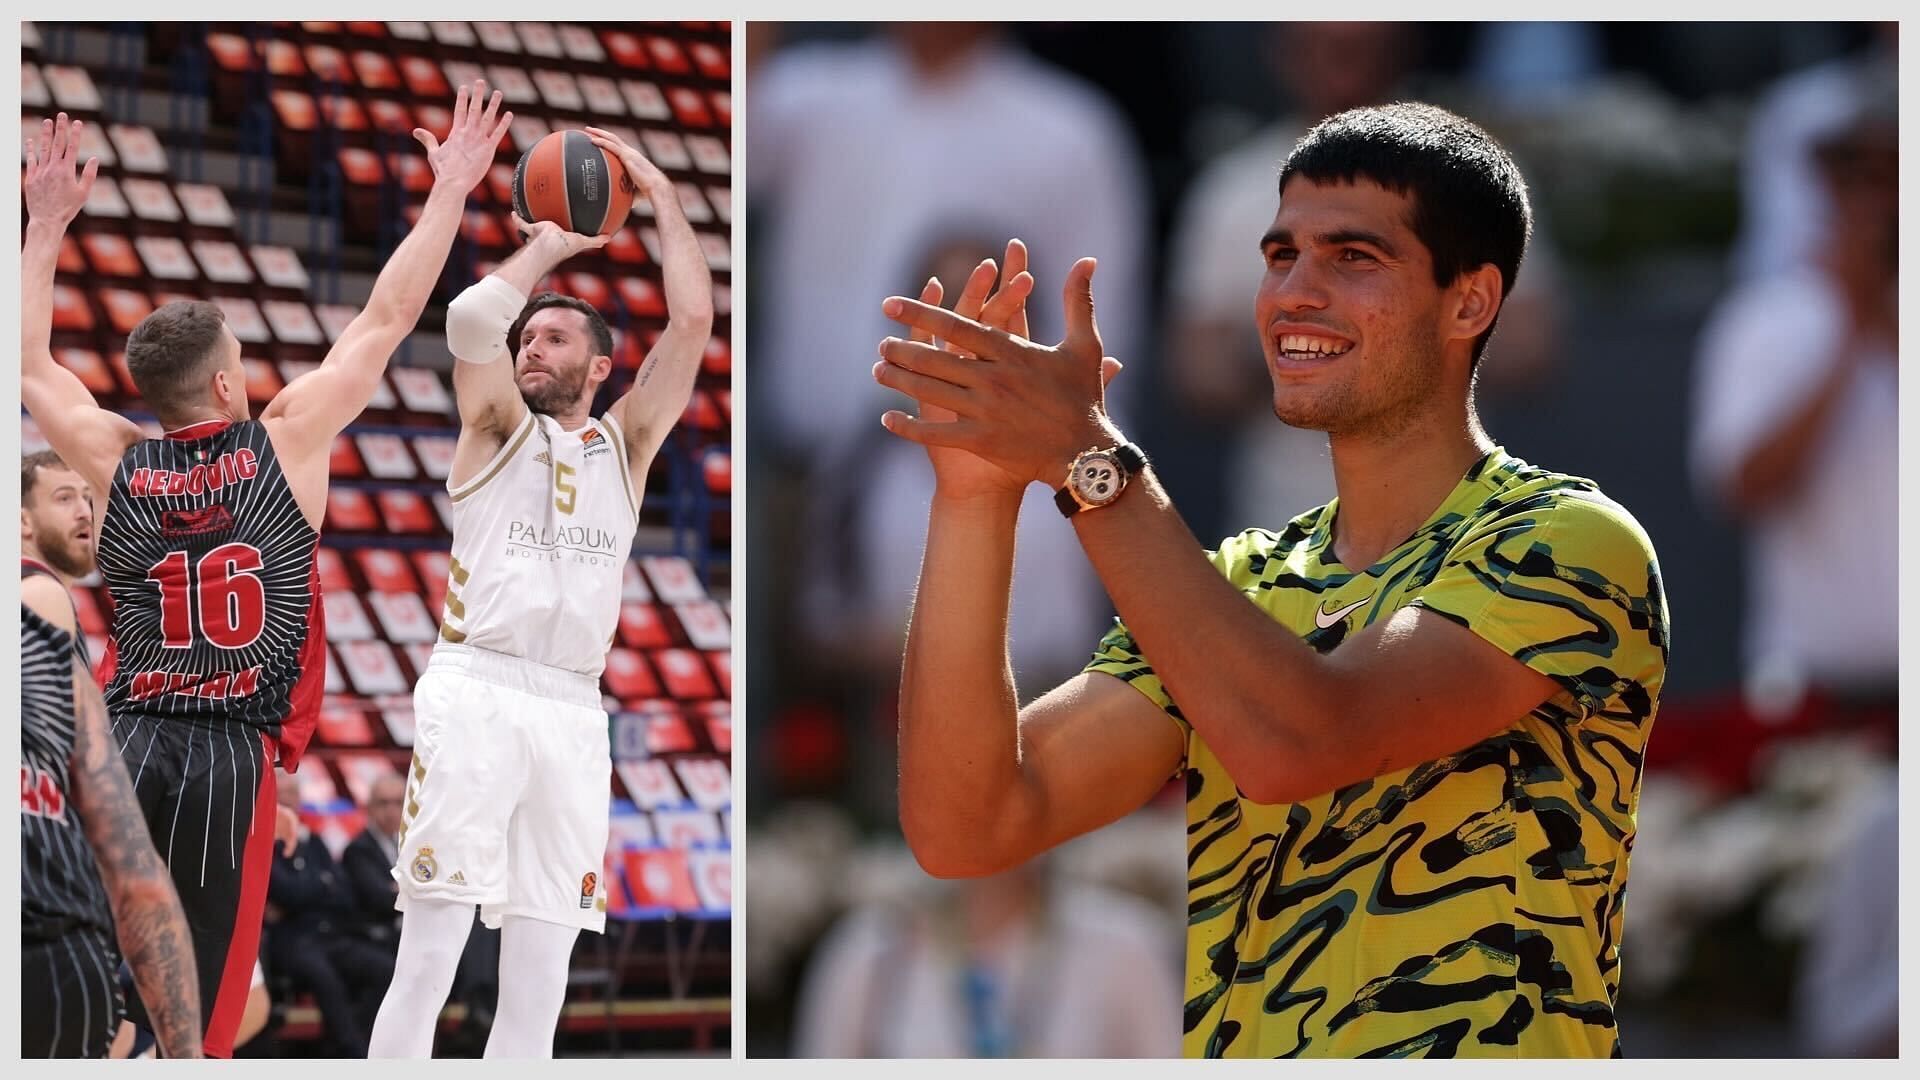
<box><xmin>1260</xmin><ymin>228</ymin><xmax>1292</xmax><ymax>251</ymax></box>
<box><xmin>1259</xmin><ymin>227</ymin><xmax>1400</xmax><ymax>257</ymax></box>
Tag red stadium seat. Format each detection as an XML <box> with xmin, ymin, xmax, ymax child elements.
<box><xmin>251</xmin><ymin>245</ymin><xmax>310</xmax><ymax>291</ymax></box>
<box><xmin>364</xmin><ymin>98</ymin><xmax>413</xmax><ymax>137</ymax></box>
<box><xmin>707</xmin><ymin>186</ymin><xmax>732</xmax><ymax>227</ymax></box>
<box><xmin>557</xmin><ymin>25</ymin><xmax>606</xmax><ymax>64</ymax></box>
<box><xmin>106</xmin><ymin>352</ymin><xmax>138</xmax><ymax>396</ymax></box>
<box><xmin>375</xmin><ymin>490</ymin><xmax>436</xmax><ymax>535</ymax></box>
<box><xmin>702</xmin><ymin>448</ymin><xmax>730</xmax><ymax>495</ymax></box>
<box><xmin>687</xmin><ymin>849</ymin><xmax>731</xmax><ymax>913</ymax></box>
<box><xmin>604</xmin><ymin>227</ymin><xmax>649</xmax><ymax>267</ymax></box>
<box><xmin>21</xmin><ymin>63</ymin><xmax>48</xmax><ymax>107</ymax></box>
<box><xmin>121</xmin><ymin>178</ymin><xmax>182</xmax><ymax>222</ymax></box>
<box><xmin>486</xmin><ymin>64</ymin><xmax>539</xmax><ymax>109</ymax></box>
<box><xmin>709</xmin><ymin>90</ymin><xmax>732</xmax><ymax>129</ymax></box>
<box><xmin>354</xmin><ymin>433</ymin><xmax>419</xmax><ymax>480</ymax></box>
<box><xmin>175</xmin><ymin>184</ymin><xmax>236</xmax><ymax>229</ymax></box>
<box><xmin>134</xmin><ymin>237</ymin><xmax>199</xmax><ymax>282</ymax></box>
<box><xmin>673</xmin><ymin>757</ymin><xmax>730</xmax><ymax>811</ymax></box>
<box><xmin>689</xmin><ymin>41</ymin><xmax>729</xmax><ymax>81</ymax></box>
<box><xmin>486</xmin><ymin>162</ymin><xmax>516</xmax><ymax>208</ymax></box>
<box><xmin>312</xmin><ymin>305</ymin><xmax>360</xmax><ymax>342</ymax></box>
<box><xmin>578</xmin><ymin>75</ymin><xmax>625</xmax><ymax>118</ymax></box>
<box><xmin>192</xmin><ymin>241</ymin><xmax>255</xmax><ymax>285</ymax></box>
<box><xmin>97</xmin><ymin>288</ymin><xmax>154</xmax><ymax>336</ymax></box>
<box><xmin>667</xmin><ymin>86</ymin><xmax>713</xmax><ymax>129</ymax></box>
<box><xmin>600</xmin><ymin>31</ymin><xmax>651</xmax><ymax>70</ymax></box>
<box><xmin>385</xmin><ymin>152</ymin><xmax>433</xmax><ymax>194</ymax></box>
<box><xmin>681</xmin><ymin>390</ymin><xmax>722</xmax><ymax>433</ymax></box>
<box><xmin>315</xmin><ymin>547</ymin><xmax>356</xmax><ymax>594</ymax></box>
<box><xmin>621</xmin><ymin>81</ymin><xmax>670</xmax><ymax>123</ymax></box>
<box><xmin>243</xmin><ymin>359</ymin><xmax>285</xmax><ymax>404</ymax></box>
<box><xmin>460</xmin><ymin>210</ymin><xmax>507</xmax><ymax>248</ymax></box>
<box><xmin>413</xmin><ymin>103</ymin><xmax>454</xmax><ymax>142</ymax></box>
<box><xmin>702</xmin><ymin>335</ymin><xmax>730</xmax><ymax>376</ymax></box>
<box><xmin>107</xmin><ymin>125</ymin><xmax>168</xmax><ymax>174</ymax></box>
<box><xmin>398</xmin><ymin>55</ymin><xmax>450</xmax><ymax>100</ymax></box>
<box><xmin>57</xmin><ymin>234</ymin><xmax>86</xmax><ymax>275</ymax></box>
<box><xmin>645</xmin><ymin>36</ymin><xmax>692</xmax><ymax>75</ymax></box>
<box><xmin>642</xmin><ymin>708</ymin><xmax>696</xmax><ymax>755</ymax></box>
<box><xmin>303</xmin><ymin>45</ymin><xmax>352</xmax><ymax>84</ymax></box>
<box><xmin>651</xmin><ymin>806</ymin><xmax>721</xmax><ymax>849</ymax></box>
<box><xmin>205</xmin><ymin>33</ymin><xmax>255</xmax><ymax>73</ymax></box>
<box><xmin>562</xmin><ymin>273</ymin><xmax>611</xmax><ymax>310</ymax></box>
<box><xmin>675</xmin><ymin>600</ymin><xmax>730</xmax><ymax>651</ymax></box>
<box><xmin>212</xmin><ymin>297</ymin><xmax>271</xmax><ymax>344</ymax></box>
<box><xmin>696</xmin><ymin>701</ymin><xmax>731</xmax><ymax>753</ymax></box>
<box><xmin>261</xmin><ymin>301</ymin><xmax>325</xmax><ymax>346</ymax></box>
<box><xmin>317</xmin><ymin>706</ymin><xmax>376</xmax><ymax>748</ymax></box>
<box><xmin>390</xmin><ymin>369</ymin><xmax>455</xmax><ymax>417</ymax></box>
<box><xmin>615</xmin><ymin>276</ymin><xmax>665</xmax><ymax>318</ymax></box>
<box><xmin>325</xmin><ymin>488</ymin><xmax>379</xmax><ymax>532</ymax></box>
<box><xmin>353</xmin><ymin>549</ymin><xmax>419</xmax><ymax>595</ymax></box>
<box><xmin>323</xmin><ymin>649</ymin><xmax>347</xmax><ymax>696</ymax></box>
<box><xmin>474</xmin><ymin>22</ymin><xmax>522</xmax><ymax>54</ymax></box>
<box><xmin>532</xmin><ymin>70</ymin><xmax>585</xmax><ymax>113</ymax></box>
<box><xmin>429</xmin><ymin>21</ymin><xmax>478</xmax><ymax>48</ymax></box>
<box><xmin>602</xmin><ymin>648</ymin><xmax>660</xmax><ymax>700</ymax></box>
<box><xmin>714</xmin><ymin>388</ymin><xmax>731</xmax><ymax>421</ymax></box>
<box><xmin>80</xmin><ymin>233</ymin><xmax>140</xmax><ymax>277</ymax></box>
<box><xmin>263</xmin><ymin>40</ymin><xmax>305</xmax><ymax>78</ymax></box>
<box><xmin>641</xmin><ymin>556</ymin><xmax>706</xmax><ymax>604</ymax></box>
<box><xmin>353</xmin><ymin>51</ymin><xmax>403</xmax><ymax>92</ymax></box>
<box><xmin>621</xmin><ymin>561</ymin><xmax>653</xmax><ymax>603</ymax></box>
<box><xmin>42</xmin><ymin>64</ymin><xmax>102</xmax><ymax>112</ymax></box>
<box><xmin>80</xmin><ymin>175</ymin><xmax>128</xmax><ymax>219</ymax></box>
<box><xmin>615</xmin><ymin>759</ymin><xmax>681</xmax><ymax>810</ymax></box>
<box><xmin>651</xmin><ymin>648</ymin><xmax>716</xmax><ymax>700</ymax></box>
<box><xmin>335</xmin><ymin>752</ymin><xmax>400</xmax><ymax>807</ymax></box>
<box><xmin>507</xmin><ymin>116</ymin><xmax>551</xmax><ymax>156</ymax></box>
<box><xmin>367</xmin><ymin>591</ymin><xmax>438</xmax><ymax>645</ymax></box>
<box><xmin>410</xmin><ymin>435</ymin><xmax>457</xmax><ymax>481</ymax></box>
<box><xmin>706</xmin><ymin>651</ymin><xmax>731</xmax><ymax>698</ymax></box>
<box><xmin>623</xmin><ymin>848</ymin><xmax>697</xmax><ymax>913</ymax></box>
<box><xmin>55</xmin><ymin>348</ymin><xmax>117</xmax><ymax>397</ymax></box>
<box><xmin>410</xmin><ymin>551</ymin><xmax>451</xmax><ymax>616</ymax></box>
<box><xmin>685</xmin><ymin>135</ymin><xmax>730</xmax><ymax>176</ymax></box>
<box><xmin>346</xmin><ymin>22</ymin><xmax>386</xmax><ymax>38</ymax></box>
<box><xmin>617</xmin><ymin>602</ymin><xmax>672</xmax><ymax>650</ymax></box>
<box><xmin>323</xmin><ymin>591</ymin><xmax>378</xmax><ymax>642</ymax></box>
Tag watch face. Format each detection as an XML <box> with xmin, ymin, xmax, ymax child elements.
<box><xmin>1071</xmin><ymin>451</ymin><xmax>1124</xmax><ymax>506</ymax></box>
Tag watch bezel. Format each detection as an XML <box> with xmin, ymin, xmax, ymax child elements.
<box><xmin>1068</xmin><ymin>448</ymin><xmax>1128</xmax><ymax>509</ymax></box>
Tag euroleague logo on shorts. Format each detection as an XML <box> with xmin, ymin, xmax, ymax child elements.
<box><xmin>580</xmin><ymin>872</ymin><xmax>597</xmax><ymax>909</ymax></box>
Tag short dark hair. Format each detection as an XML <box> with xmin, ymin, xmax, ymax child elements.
<box><xmin>507</xmin><ymin>293</ymin><xmax>614</xmax><ymax>361</ymax></box>
<box><xmin>1279</xmin><ymin>102</ymin><xmax>1531</xmax><ymax>363</ymax></box>
<box><xmin>22</xmin><ymin>449</ymin><xmax>72</xmax><ymax>505</ymax></box>
<box><xmin>124</xmin><ymin>300</ymin><xmax>230</xmax><ymax>416</ymax></box>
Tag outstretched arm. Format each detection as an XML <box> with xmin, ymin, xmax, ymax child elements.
<box><xmin>588</xmin><ymin>127</ymin><xmax>714</xmax><ymax>471</ymax></box>
<box><xmin>262</xmin><ymin>80</ymin><xmax>512</xmax><ymax>459</ymax></box>
<box><xmin>68</xmin><ymin>659</ymin><xmax>204</xmax><ymax>1058</ymax></box>
<box><xmin>21</xmin><ymin>113</ymin><xmax>143</xmax><ymax>497</ymax></box>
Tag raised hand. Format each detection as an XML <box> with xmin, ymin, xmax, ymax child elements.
<box><xmin>582</xmin><ymin>126</ymin><xmax>672</xmax><ymax>197</ymax></box>
<box><xmin>415</xmin><ymin>80</ymin><xmax>513</xmax><ymax>194</ymax></box>
<box><xmin>23</xmin><ymin>113</ymin><xmax>100</xmax><ymax>228</ymax></box>
<box><xmin>877</xmin><ymin>243</ymin><xmax>1126</xmax><ymax>494</ymax></box>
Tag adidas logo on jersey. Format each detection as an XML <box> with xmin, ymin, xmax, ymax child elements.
<box><xmin>534</xmin><ymin>450</ymin><xmax>552</xmax><ymax>466</ymax></box>
<box><xmin>447</xmin><ymin>871</ymin><xmax>466</xmax><ymax>885</ymax></box>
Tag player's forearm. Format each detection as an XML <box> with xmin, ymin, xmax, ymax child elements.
<box><xmin>113</xmin><ymin>878</ymin><xmax>205</xmax><ymax>1058</ymax></box>
<box><xmin>359</xmin><ymin>183</ymin><xmax>469</xmax><ymax>330</ymax></box>
<box><xmin>1071</xmin><ymin>472</ymin><xmax>1338</xmax><ymax>802</ymax></box>
<box><xmin>646</xmin><ymin>179</ymin><xmax>715</xmax><ymax>335</ymax></box>
<box><xmin>22</xmin><ymin>219</ymin><xmax>68</xmax><ymax>365</ymax></box>
<box><xmin>897</xmin><ymin>491</ymin><xmax>1033</xmax><ymax>874</ymax></box>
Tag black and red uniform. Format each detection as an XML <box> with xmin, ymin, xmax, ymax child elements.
<box><xmin>20</xmin><ymin>603</ymin><xmax>124</xmax><ymax>1058</ymax></box>
<box><xmin>93</xmin><ymin>419</ymin><xmax>325</xmax><ymax>1058</ymax></box>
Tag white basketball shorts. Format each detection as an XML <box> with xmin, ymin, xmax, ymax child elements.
<box><xmin>393</xmin><ymin>643</ymin><xmax>612</xmax><ymax>933</ymax></box>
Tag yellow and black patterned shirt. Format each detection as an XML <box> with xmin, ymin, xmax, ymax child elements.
<box><xmin>1087</xmin><ymin>448</ymin><xmax>1667</xmax><ymax>1058</ymax></box>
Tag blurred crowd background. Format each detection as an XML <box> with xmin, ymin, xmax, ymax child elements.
<box><xmin>742</xmin><ymin>21</ymin><xmax>1898</xmax><ymax>1058</ymax></box>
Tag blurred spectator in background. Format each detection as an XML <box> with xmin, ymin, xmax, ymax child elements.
<box><xmin>342</xmin><ymin>773</ymin><xmax>498</xmax><ymax>1053</ymax></box>
<box><xmin>1165</xmin><ymin>22</ymin><xmax>1563</xmax><ymax>534</ymax></box>
<box><xmin>266</xmin><ymin>784</ymin><xmax>396</xmax><ymax>1057</ymax></box>
<box><xmin>798</xmin><ymin>235</ymin><xmax>1110</xmax><ymax>696</ymax></box>
<box><xmin>748</xmin><ymin>22</ymin><xmax>1149</xmax><ymax>465</ymax></box>
<box><xmin>1794</xmin><ymin>772</ymin><xmax>1898</xmax><ymax>1057</ymax></box>
<box><xmin>1691</xmin><ymin>90</ymin><xmax>1897</xmax><ymax>719</ymax></box>
<box><xmin>1728</xmin><ymin>23</ymin><xmax>1897</xmax><ymax>282</ymax></box>
<box><xmin>792</xmin><ymin>860</ymin><xmax>1180</xmax><ymax>1057</ymax></box>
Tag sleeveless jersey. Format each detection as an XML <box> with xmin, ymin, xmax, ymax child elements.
<box><xmin>435</xmin><ymin>411</ymin><xmax>640</xmax><ymax>678</ymax></box>
<box><xmin>20</xmin><ymin>604</ymin><xmax>116</xmax><ymax>943</ymax></box>
<box><xmin>93</xmin><ymin>420</ymin><xmax>325</xmax><ymax>769</ymax></box>
<box><xmin>22</xmin><ymin>557</ymin><xmax>91</xmax><ymax>668</ymax></box>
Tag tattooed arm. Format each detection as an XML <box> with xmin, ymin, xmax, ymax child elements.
<box><xmin>67</xmin><ymin>660</ymin><xmax>204</xmax><ymax>1059</ymax></box>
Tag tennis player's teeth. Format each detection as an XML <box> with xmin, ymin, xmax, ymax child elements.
<box><xmin>1279</xmin><ymin>335</ymin><xmax>1352</xmax><ymax>358</ymax></box>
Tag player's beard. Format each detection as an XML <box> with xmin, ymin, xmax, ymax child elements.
<box><xmin>521</xmin><ymin>363</ymin><xmax>590</xmax><ymax>416</ymax></box>
<box><xmin>1271</xmin><ymin>335</ymin><xmax>1444</xmax><ymax>440</ymax></box>
<box><xmin>36</xmin><ymin>528</ymin><xmax>96</xmax><ymax>580</ymax></box>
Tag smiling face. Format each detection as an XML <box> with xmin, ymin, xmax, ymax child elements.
<box><xmin>515</xmin><ymin>306</ymin><xmax>605</xmax><ymax>416</ymax></box>
<box><xmin>1256</xmin><ymin>177</ymin><xmax>1478</xmax><ymax>437</ymax></box>
<box><xmin>22</xmin><ymin>462</ymin><xmax>97</xmax><ymax>579</ymax></box>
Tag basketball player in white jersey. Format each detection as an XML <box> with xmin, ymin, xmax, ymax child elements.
<box><xmin>368</xmin><ymin>128</ymin><xmax>713</xmax><ymax>1058</ymax></box>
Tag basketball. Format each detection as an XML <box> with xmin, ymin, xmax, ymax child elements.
<box><xmin>512</xmin><ymin>130</ymin><xmax>636</xmax><ymax>237</ymax></box>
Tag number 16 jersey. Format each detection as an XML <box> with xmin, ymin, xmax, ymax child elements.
<box><xmin>435</xmin><ymin>411</ymin><xmax>640</xmax><ymax>679</ymax></box>
<box><xmin>94</xmin><ymin>420</ymin><xmax>325</xmax><ymax>769</ymax></box>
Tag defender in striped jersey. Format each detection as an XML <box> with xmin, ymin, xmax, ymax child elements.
<box><xmin>368</xmin><ymin>128</ymin><xmax>712</xmax><ymax>1059</ymax></box>
<box><xmin>21</xmin><ymin>449</ymin><xmax>99</xmax><ymax>666</ymax></box>
<box><xmin>20</xmin><ymin>604</ymin><xmax>203</xmax><ymax>1058</ymax></box>
<box><xmin>21</xmin><ymin>89</ymin><xmax>511</xmax><ymax>1057</ymax></box>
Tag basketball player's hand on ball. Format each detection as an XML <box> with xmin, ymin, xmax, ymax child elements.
<box><xmin>877</xmin><ymin>240</ymin><xmax>1124</xmax><ymax>495</ymax></box>
<box><xmin>509</xmin><ymin>212</ymin><xmax>611</xmax><ymax>260</ymax></box>
<box><xmin>415</xmin><ymin>79</ymin><xmax>514</xmax><ymax>195</ymax></box>
<box><xmin>274</xmin><ymin>804</ymin><xmax>299</xmax><ymax>857</ymax></box>
<box><xmin>22</xmin><ymin>113</ymin><xmax>99</xmax><ymax>228</ymax></box>
<box><xmin>581</xmin><ymin>126</ymin><xmax>673</xmax><ymax>198</ymax></box>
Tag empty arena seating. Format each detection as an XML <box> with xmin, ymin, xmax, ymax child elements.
<box><xmin>24</xmin><ymin>21</ymin><xmax>734</xmax><ymax>938</ymax></box>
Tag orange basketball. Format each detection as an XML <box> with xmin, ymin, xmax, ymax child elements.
<box><xmin>511</xmin><ymin>130</ymin><xmax>635</xmax><ymax>237</ymax></box>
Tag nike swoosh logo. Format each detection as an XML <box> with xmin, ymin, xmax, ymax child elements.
<box><xmin>1314</xmin><ymin>594</ymin><xmax>1374</xmax><ymax>630</ymax></box>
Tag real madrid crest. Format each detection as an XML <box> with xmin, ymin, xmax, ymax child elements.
<box><xmin>411</xmin><ymin>846</ymin><xmax>438</xmax><ymax>883</ymax></box>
